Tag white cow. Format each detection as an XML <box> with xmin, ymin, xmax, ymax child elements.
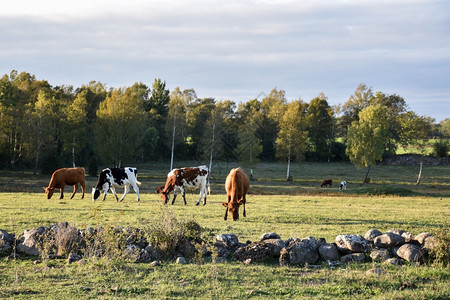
<box><xmin>339</xmin><ymin>181</ymin><xmax>347</xmax><ymax>191</ymax></box>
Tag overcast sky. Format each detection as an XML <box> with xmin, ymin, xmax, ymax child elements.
<box><xmin>1</xmin><ymin>0</ymin><xmax>449</xmax><ymax>121</ymax></box>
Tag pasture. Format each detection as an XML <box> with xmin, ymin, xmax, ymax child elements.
<box><xmin>0</xmin><ymin>161</ymin><xmax>449</xmax><ymax>299</ymax></box>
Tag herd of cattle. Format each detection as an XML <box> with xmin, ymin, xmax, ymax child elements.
<box><xmin>43</xmin><ymin>165</ymin><xmax>346</xmax><ymax>221</ymax></box>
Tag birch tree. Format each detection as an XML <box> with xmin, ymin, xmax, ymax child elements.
<box><xmin>275</xmin><ymin>99</ymin><xmax>308</xmax><ymax>181</ymax></box>
<box><xmin>398</xmin><ymin>111</ymin><xmax>433</xmax><ymax>184</ymax></box>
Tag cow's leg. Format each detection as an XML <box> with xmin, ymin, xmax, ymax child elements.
<box><xmin>70</xmin><ymin>184</ymin><xmax>78</xmax><ymax>199</ymax></box>
<box><xmin>131</xmin><ymin>183</ymin><xmax>140</xmax><ymax>202</ymax></box>
<box><xmin>181</xmin><ymin>187</ymin><xmax>187</xmax><ymax>205</ymax></box>
<box><xmin>59</xmin><ymin>186</ymin><xmax>65</xmax><ymax>199</ymax></box>
<box><xmin>224</xmin><ymin>195</ymin><xmax>231</xmax><ymax>220</ymax></box>
<box><xmin>196</xmin><ymin>184</ymin><xmax>205</xmax><ymax>206</ymax></box>
<box><xmin>203</xmin><ymin>185</ymin><xmax>207</xmax><ymax>205</ymax></box>
<box><xmin>242</xmin><ymin>195</ymin><xmax>247</xmax><ymax>217</ymax></box>
<box><xmin>119</xmin><ymin>185</ymin><xmax>130</xmax><ymax>202</ymax></box>
<box><xmin>171</xmin><ymin>192</ymin><xmax>177</xmax><ymax>205</ymax></box>
<box><xmin>81</xmin><ymin>181</ymin><xmax>86</xmax><ymax>199</ymax></box>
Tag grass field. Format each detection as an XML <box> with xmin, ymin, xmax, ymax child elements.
<box><xmin>0</xmin><ymin>161</ymin><xmax>449</xmax><ymax>299</ymax></box>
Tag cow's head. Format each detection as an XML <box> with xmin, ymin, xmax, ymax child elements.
<box><xmin>222</xmin><ymin>199</ymin><xmax>244</xmax><ymax>221</ymax></box>
<box><xmin>155</xmin><ymin>185</ymin><xmax>165</xmax><ymax>194</ymax></box>
<box><xmin>159</xmin><ymin>190</ymin><xmax>170</xmax><ymax>204</ymax></box>
<box><xmin>92</xmin><ymin>187</ymin><xmax>103</xmax><ymax>201</ymax></box>
<box><xmin>43</xmin><ymin>187</ymin><xmax>54</xmax><ymax>199</ymax></box>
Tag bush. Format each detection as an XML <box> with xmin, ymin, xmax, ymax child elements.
<box><xmin>433</xmin><ymin>140</ymin><xmax>449</xmax><ymax>158</ymax></box>
<box><xmin>430</xmin><ymin>227</ymin><xmax>450</xmax><ymax>268</ymax></box>
<box><xmin>145</xmin><ymin>208</ymin><xmax>205</xmax><ymax>259</ymax></box>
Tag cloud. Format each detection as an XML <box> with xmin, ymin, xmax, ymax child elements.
<box><xmin>1</xmin><ymin>0</ymin><xmax>449</xmax><ymax>120</ymax></box>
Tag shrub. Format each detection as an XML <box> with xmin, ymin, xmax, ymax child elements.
<box><xmin>145</xmin><ymin>208</ymin><xmax>205</xmax><ymax>259</ymax></box>
<box><xmin>433</xmin><ymin>140</ymin><xmax>449</xmax><ymax>158</ymax></box>
<box><xmin>430</xmin><ymin>227</ymin><xmax>450</xmax><ymax>268</ymax></box>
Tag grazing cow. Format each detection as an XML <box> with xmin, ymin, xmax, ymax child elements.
<box><xmin>43</xmin><ymin>167</ymin><xmax>86</xmax><ymax>200</ymax></box>
<box><xmin>320</xmin><ymin>179</ymin><xmax>332</xmax><ymax>188</ymax></box>
<box><xmin>158</xmin><ymin>165</ymin><xmax>209</xmax><ymax>206</ymax></box>
<box><xmin>339</xmin><ymin>181</ymin><xmax>347</xmax><ymax>190</ymax></box>
<box><xmin>92</xmin><ymin>167</ymin><xmax>141</xmax><ymax>202</ymax></box>
<box><xmin>223</xmin><ymin>167</ymin><xmax>249</xmax><ymax>221</ymax></box>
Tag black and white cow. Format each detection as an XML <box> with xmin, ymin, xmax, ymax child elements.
<box><xmin>339</xmin><ymin>180</ymin><xmax>347</xmax><ymax>191</ymax></box>
<box><xmin>92</xmin><ymin>167</ymin><xmax>141</xmax><ymax>202</ymax></box>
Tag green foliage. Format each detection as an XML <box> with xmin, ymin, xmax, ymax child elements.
<box><xmin>346</xmin><ymin>104</ymin><xmax>390</xmax><ymax>168</ymax></box>
<box><xmin>429</xmin><ymin>227</ymin><xmax>450</xmax><ymax>268</ymax></box>
<box><xmin>433</xmin><ymin>139</ymin><xmax>449</xmax><ymax>158</ymax></box>
<box><xmin>145</xmin><ymin>208</ymin><xmax>204</xmax><ymax>259</ymax></box>
<box><xmin>352</xmin><ymin>185</ymin><xmax>416</xmax><ymax>196</ymax></box>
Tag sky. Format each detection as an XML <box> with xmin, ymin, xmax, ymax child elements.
<box><xmin>1</xmin><ymin>0</ymin><xmax>449</xmax><ymax>121</ymax></box>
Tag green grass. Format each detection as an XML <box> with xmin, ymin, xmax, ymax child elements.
<box><xmin>0</xmin><ymin>161</ymin><xmax>449</xmax><ymax>299</ymax></box>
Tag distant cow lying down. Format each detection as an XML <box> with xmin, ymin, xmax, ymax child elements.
<box><xmin>320</xmin><ymin>179</ymin><xmax>332</xmax><ymax>187</ymax></box>
<box><xmin>158</xmin><ymin>166</ymin><xmax>209</xmax><ymax>205</ymax></box>
<box><xmin>92</xmin><ymin>167</ymin><xmax>141</xmax><ymax>202</ymax></box>
<box><xmin>223</xmin><ymin>167</ymin><xmax>249</xmax><ymax>221</ymax></box>
<box><xmin>43</xmin><ymin>167</ymin><xmax>86</xmax><ymax>199</ymax></box>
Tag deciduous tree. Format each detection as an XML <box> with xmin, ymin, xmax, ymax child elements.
<box><xmin>346</xmin><ymin>104</ymin><xmax>390</xmax><ymax>183</ymax></box>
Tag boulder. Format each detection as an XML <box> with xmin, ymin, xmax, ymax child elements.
<box><xmin>373</xmin><ymin>233</ymin><xmax>405</xmax><ymax>248</ymax></box>
<box><xmin>16</xmin><ymin>226</ymin><xmax>49</xmax><ymax>256</ymax></box>
<box><xmin>279</xmin><ymin>237</ymin><xmax>319</xmax><ymax>266</ymax></box>
<box><xmin>340</xmin><ymin>253</ymin><xmax>366</xmax><ymax>263</ymax></box>
<box><xmin>259</xmin><ymin>232</ymin><xmax>281</xmax><ymax>241</ymax></box>
<box><xmin>318</xmin><ymin>243</ymin><xmax>340</xmax><ymax>261</ymax></box>
<box><xmin>370</xmin><ymin>248</ymin><xmax>391</xmax><ymax>262</ymax></box>
<box><xmin>396</xmin><ymin>244</ymin><xmax>422</xmax><ymax>262</ymax></box>
<box><xmin>335</xmin><ymin>235</ymin><xmax>369</xmax><ymax>254</ymax></box>
<box><xmin>0</xmin><ymin>229</ymin><xmax>15</xmax><ymax>256</ymax></box>
<box><xmin>421</xmin><ymin>236</ymin><xmax>438</xmax><ymax>253</ymax></box>
<box><xmin>176</xmin><ymin>256</ymin><xmax>186</xmax><ymax>264</ymax></box>
<box><xmin>414</xmin><ymin>232</ymin><xmax>432</xmax><ymax>245</ymax></box>
<box><xmin>216</xmin><ymin>234</ymin><xmax>239</xmax><ymax>249</ymax></box>
<box><xmin>234</xmin><ymin>239</ymin><xmax>285</xmax><ymax>262</ymax></box>
<box><xmin>364</xmin><ymin>229</ymin><xmax>382</xmax><ymax>241</ymax></box>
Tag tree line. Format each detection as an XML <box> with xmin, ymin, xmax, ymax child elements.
<box><xmin>0</xmin><ymin>70</ymin><xmax>449</xmax><ymax>179</ymax></box>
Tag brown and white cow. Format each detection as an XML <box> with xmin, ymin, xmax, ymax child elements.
<box><xmin>43</xmin><ymin>167</ymin><xmax>86</xmax><ymax>200</ymax></box>
<box><xmin>223</xmin><ymin>167</ymin><xmax>249</xmax><ymax>221</ymax></box>
<box><xmin>158</xmin><ymin>165</ymin><xmax>209</xmax><ymax>206</ymax></box>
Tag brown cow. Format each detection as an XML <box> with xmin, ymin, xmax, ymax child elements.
<box><xmin>43</xmin><ymin>167</ymin><xmax>86</xmax><ymax>199</ymax></box>
<box><xmin>223</xmin><ymin>167</ymin><xmax>249</xmax><ymax>221</ymax></box>
<box><xmin>321</xmin><ymin>179</ymin><xmax>332</xmax><ymax>187</ymax></box>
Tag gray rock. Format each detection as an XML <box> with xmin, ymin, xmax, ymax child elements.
<box><xmin>370</xmin><ymin>248</ymin><xmax>391</xmax><ymax>262</ymax></box>
<box><xmin>318</xmin><ymin>243</ymin><xmax>340</xmax><ymax>261</ymax></box>
<box><xmin>364</xmin><ymin>229</ymin><xmax>383</xmax><ymax>241</ymax></box>
<box><xmin>67</xmin><ymin>253</ymin><xmax>82</xmax><ymax>264</ymax></box>
<box><xmin>336</xmin><ymin>235</ymin><xmax>369</xmax><ymax>253</ymax></box>
<box><xmin>176</xmin><ymin>256</ymin><xmax>186</xmax><ymax>264</ymax></box>
<box><xmin>150</xmin><ymin>260</ymin><xmax>161</xmax><ymax>267</ymax></box>
<box><xmin>262</xmin><ymin>239</ymin><xmax>286</xmax><ymax>257</ymax></box>
<box><xmin>216</xmin><ymin>233</ymin><xmax>239</xmax><ymax>249</ymax></box>
<box><xmin>384</xmin><ymin>257</ymin><xmax>403</xmax><ymax>265</ymax></box>
<box><xmin>234</xmin><ymin>239</ymin><xmax>284</xmax><ymax>262</ymax></box>
<box><xmin>16</xmin><ymin>226</ymin><xmax>49</xmax><ymax>256</ymax></box>
<box><xmin>396</xmin><ymin>244</ymin><xmax>422</xmax><ymax>262</ymax></box>
<box><xmin>279</xmin><ymin>238</ymin><xmax>319</xmax><ymax>266</ymax></box>
<box><xmin>421</xmin><ymin>236</ymin><xmax>438</xmax><ymax>253</ymax></box>
<box><xmin>340</xmin><ymin>253</ymin><xmax>366</xmax><ymax>263</ymax></box>
<box><xmin>414</xmin><ymin>232</ymin><xmax>432</xmax><ymax>245</ymax></box>
<box><xmin>373</xmin><ymin>232</ymin><xmax>405</xmax><ymax>248</ymax></box>
<box><xmin>259</xmin><ymin>232</ymin><xmax>281</xmax><ymax>241</ymax></box>
<box><xmin>0</xmin><ymin>229</ymin><xmax>15</xmax><ymax>256</ymax></box>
